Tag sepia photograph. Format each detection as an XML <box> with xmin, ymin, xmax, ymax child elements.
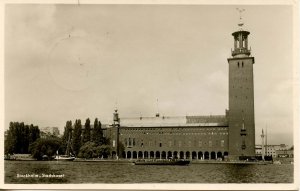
<box><xmin>1</xmin><ymin>0</ymin><xmax>298</xmax><ymax>190</ymax></box>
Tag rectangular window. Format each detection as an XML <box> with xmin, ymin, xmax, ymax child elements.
<box><xmin>199</xmin><ymin>141</ymin><xmax>202</xmax><ymax>147</ymax></box>
<box><xmin>221</xmin><ymin>140</ymin><xmax>224</xmax><ymax>147</ymax></box>
<box><xmin>209</xmin><ymin>140</ymin><xmax>212</xmax><ymax>147</ymax></box>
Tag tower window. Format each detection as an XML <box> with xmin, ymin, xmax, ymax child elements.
<box><xmin>238</xmin><ymin>62</ymin><xmax>240</xmax><ymax>67</ymax></box>
<box><xmin>242</xmin><ymin>62</ymin><xmax>244</xmax><ymax>67</ymax></box>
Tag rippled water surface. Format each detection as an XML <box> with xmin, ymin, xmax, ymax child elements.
<box><xmin>5</xmin><ymin>161</ymin><xmax>293</xmax><ymax>184</ymax></box>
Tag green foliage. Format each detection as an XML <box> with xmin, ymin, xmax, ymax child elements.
<box><xmin>78</xmin><ymin>141</ymin><xmax>111</xmax><ymax>159</ymax></box>
<box><xmin>97</xmin><ymin>145</ymin><xmax>111</xmax><ymax>158</ymax></box>
<box><xmin>77</xmin><ymin>141</ymin><xmax>97</xmax><ymax>158</ymax></box>
<box><xmin>5</xmin><ymin>122</ymin><xmax>40</xmax><ymax>154</ymax></box>
<box><xmin>82</xmin><ymin>118</ymin><xmax>91</xmax><ymax>144</ymax></box>
<box><xmin>60</xmin><ymin>117</ymin><xmax>111</xmax><ymax>159</ymax></box>
<box><xmin>29</xmin><ymin>137</ymin><xmax>62</xmax><ymax>160</ymax></box>
<box><xmin>61</xmin><ymin>120</ymin><xmax>73</xmax><ymax>154</ymax></box>
<box><xmin>91</xmin><ymin>118</ymin><xmax>108</xmax><ymax>145</ymax></box>
<box><xmin>72</xmin><ymin>119</ymin><xmax>82</xmax><ymax>156</ymax></box>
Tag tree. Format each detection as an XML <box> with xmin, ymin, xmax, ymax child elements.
<box><xmin>29</xmin><ymin>124</ymin><xmax>40</xmax><ymax>145</ymax></box>
<box><xmin>29</xmin><ymin>137</ymin><xmax>62</xmax><ymax>160</ymax></box>
<box><xmin>5</xmin><ymin>122</ymin><xmax>17</xmax><ymax>154</ymax></box>
<box><xmin>72</xmin><ymin>119</ymin><xmax>82</xmax><ymax>156</ymax></box>
<box><xmin>4</xmin><ymin>122</ymin><xmax>40</xmax><ymax>154</ymax></box>
<box><xmin>82</xmin><ymin>118</ymin><xmax>91</xmax><ymax>144</ymax></box>
<box><xmin>78</xmin><ymin>141</ymin><xmax>98</xmax><ymax>159</ymax></box>
<box><xmin>62</xmin><ymin>120</ymin><xmax>73</xmax><ymax>154</ymax></box>
<box><xmin>92</xmin><ymin>118</ymin><xmax>105</xmax><ymax>145</ymax></box>
<box><xmin>96</xmin><ymin>145</ymin><xmax>111</xmax><ymax>159</ymax></box>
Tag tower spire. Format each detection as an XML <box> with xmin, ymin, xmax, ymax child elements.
<box><xmin>236</xmin><ymin>8</ymin><xmax>245</xmax><ymax>29</ymax></box>
<box><xmin>231</xmin><ymin>9</ymin><xmax>251</xmax><ymax>58</ymax></box>
<box><xmin>261</xmin><ymin>128</ymin><xmax>265</xmax><ymax>160</ymax></box>
<box><xmin>155</xmin><ymin>98</ymin><xmax>160</xmax><ymax>117</ymax></box>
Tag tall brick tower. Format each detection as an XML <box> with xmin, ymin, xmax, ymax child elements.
<box><xmin>228</xmin><ymin>10</ymin><xmax>255</xmax><ymax>160</ymax></box>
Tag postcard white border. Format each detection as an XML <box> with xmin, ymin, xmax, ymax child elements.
<box><xmin>0</xmin><ymin>0</ymin><xmax>299</xmax><ymax>190</ymax></box>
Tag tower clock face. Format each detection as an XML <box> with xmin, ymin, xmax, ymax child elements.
<box><xmin>48</xmin><ymin>35</ymin><xmax>100</xmax><ymax>91</ymax></box>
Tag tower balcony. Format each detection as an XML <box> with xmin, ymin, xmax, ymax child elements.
<box><xmin>232</xmin><ymin>48</ymin><xmax>251</xmax><ymax>57</ymax></box>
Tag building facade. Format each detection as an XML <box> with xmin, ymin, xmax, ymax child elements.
<box><xmin>105</xmin><ymin>20</ymin><xmax>256</xmax><ymax>161</ymax></box>
<box><xmin>256</xmin><ymin>144</ymin><xmax>290</xmax><ymax>158</ymax></box>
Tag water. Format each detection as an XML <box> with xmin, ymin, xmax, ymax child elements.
<box><xmin>5</xmin><ymin>161</ymin><xmax>293</xmax><ymax>184</ymax></box>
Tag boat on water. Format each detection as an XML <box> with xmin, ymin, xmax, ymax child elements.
<box><xmin>133</xmin><ymin>159</ymin><xmax>190</xmax><ymax>166</ymax></box>
<box><xmin>54</xmin><ymin>155</ymin><xmax>75</xmax><ymax>161</ymax></box>
<box><xmin>54</xmin><ymin>133</ymin><xmax>75</xmax><ymax>161</ymax></box>
<box><xmin>273</xmin><ymin>160</ymin><xmax>282</xmax><ymax>165</ymax></box>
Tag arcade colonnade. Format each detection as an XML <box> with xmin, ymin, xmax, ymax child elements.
<box><xmin>114</xmin><ymin>150</ymin><xmax>229</xmax><ymax>160</ymax></box>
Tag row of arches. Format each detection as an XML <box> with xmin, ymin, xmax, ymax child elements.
<box><xmin>115</xmin><ymin>151</ymin><xmax>228</xmax><ymax>160</ymax></box>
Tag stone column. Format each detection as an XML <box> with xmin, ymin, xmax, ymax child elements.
<box><xmin>202</xmin><ymin>153</ymin><xmax>204</xmax><ymax>160</ymax></box>
<box><xmin>239</xmin><ymin>34</ymin><xmax>242</xmax><ymax>49</ymax></box>
<box><xmin>142</xmin><ymin>152</ymin><xmax>144</xmax><ymax>159</ymax></box>
<box><xmin>196</xmin><ymin>152</ymin><xmax>198</xmax><ymax>160</ymax></box>
<box><xmin>234</xmin><ymin>39</ymin><xmax>237</xmax><ymax>49</ymax></box>
<box><xmin>125</xmin><ymin>152</ymin><xmax>127</xmax><ymax>159</ymax></box>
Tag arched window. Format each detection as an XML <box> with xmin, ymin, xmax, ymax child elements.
<box><xmin>238</xmin><ymin>62</ymin><xmax>240</xmax><ymax>67</ymax></box>
<box><xmin>128</xmin><ymin>138</ymin><xmax>131</xmax><ymax>146</ymax></box>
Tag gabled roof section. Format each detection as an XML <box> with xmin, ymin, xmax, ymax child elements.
<box><xmin>118</xmin><ymin>115</ymin><xmax>228</xmax><ymax>128</ymax></box>
<box><xmin>186</xmin><ymin>115</ymin><xmax>228</xmax><ymax>126</ymax></box>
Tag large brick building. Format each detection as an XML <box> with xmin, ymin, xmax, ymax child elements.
<box><xmin>105</xmin><ymin>20</ymin><xmax>256</xmax><ymax>161</ymax></box>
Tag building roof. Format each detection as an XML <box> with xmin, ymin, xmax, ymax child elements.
<box><xmin>119</xmin><ymin>115</ymin><xmax>228</xmax><ymax>128</ymax></box>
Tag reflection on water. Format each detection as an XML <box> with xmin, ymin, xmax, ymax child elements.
<box><xmin>5</xmin><ymin>161</ymin><xmax>293</xmax><ymax>184</ymax></box>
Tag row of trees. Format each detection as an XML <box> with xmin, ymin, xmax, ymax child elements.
<box><xmin>5</xmin><ymin>122</ymin><xmax>40</xmax><ymax>154</ymax></box>
<box><xmin>5</xmin><ymin>118</ymin><xmax>112</xmax><ymax>160</ymax></box>
<box><xmin>61</xmin><ymin>118</ymin><xmax>110</xmax><ymax>158</ymax></box>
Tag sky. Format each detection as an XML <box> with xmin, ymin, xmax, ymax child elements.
<box><xmin>4</xmin><ymin>4</ymin><xmax>295</xmax><ymax>145</ymax></box>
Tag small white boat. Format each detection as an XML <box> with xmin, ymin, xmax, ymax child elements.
<box><xmin>273</xmin><ymin>161</ymin><xmax>281</xmax><ymax>164</ymax></box>
<box><xmin>54</xmin><ymin>133</ymin><xmax>75</xmax><ymax>161</ymax></box>
<box><xmin>54</xmin><ymin>155</ymin><xmax>75</xmax><ymax>161</ymax></box>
